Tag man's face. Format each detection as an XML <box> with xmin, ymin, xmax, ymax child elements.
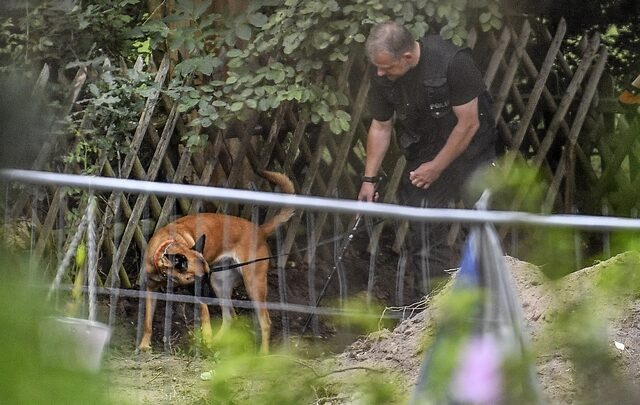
<box><xmin>371</xmin><ymin>51</ymin><xmax>413</xmax><ymax>81</ymax></box>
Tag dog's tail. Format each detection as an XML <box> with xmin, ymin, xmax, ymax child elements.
<box><xmin>259</xmin><ymin>170</ymin><xmax>295</xmax><ymax>236</ymax></box>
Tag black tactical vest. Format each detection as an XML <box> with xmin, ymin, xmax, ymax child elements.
<box><xmin>374</xmin><ymin>35</ymin><xmax>496</xmax><ymax>164</ymax></box>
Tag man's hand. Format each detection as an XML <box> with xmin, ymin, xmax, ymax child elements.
<box><xmin>358</xmin><ymin>182</ymin><xmax>379</xmax><ymax>202</ymax></box>
<box><xmin>410</xmin><ymin>98</ymin><xmax>480</xmax><ymax>190</ymax></box>
<box><xmin>409</xmin><ymin>160</ymin><xmax>444</xmax><ymax>189</ymax></box>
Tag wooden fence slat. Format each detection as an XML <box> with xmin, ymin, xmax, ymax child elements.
<box><xmin>223</xmin><ymin>118</ymin><xmax>259</xmax><ymax>196</ymax></box>
<box><xmin>502</xmin><ymin>33</ymin><xmax>600</xmax><ymax>218</ymax></box>
<box><xmin>248</xmin><ymin>105</ymin><xmax>287</xmax><ymax>220</ymax></box>
<box><xmin>492</xmin><ymin>20</ymin><xmax>531</xmax><ymax>121</ymax></box>
<box><xmin>370</xmin><ymin>155</ymin><xmax>406</xmax><ymax>254</ymax></box>
<box><xmin>543</xmin><ymin>45</ymin><xmax>608</xmax><ymax>212</ymax></box>
<box><xmin>97</xmin><ymin>54</ymin><xmax>171</xmax><ymax>286</ymax></box>
<box><xmin>484</xmin><ymin>27</ymin><xmax>511</xmax><ymax>90</ymax></box>
<box><xmin>153</xmin><ymin>146</ymin><xmax>194</xmax><ymax>233</ymax></box>
<box><xmin>130</xmin><ymin>153</ymin><xmax>163</xmax><ymax>215</ymax></box>
<box><xmin>107</xmin><ymin>102</ymin><xmax>180</xmax><ymax>282</ymax></box>
<box><xmin>32</xmin><ymin>63</ymin><xmax>50</xmax><ymax>95</ymax></box>
<box><xmin>514</xmin><ymin>25</ymin><xmax>599</xmax><ymax>183</ymax></box>
<box><xmin>540</xmin><ymin>21</ymin><xmax>574</xmax><ymax>78</ymax></box>
<box><xmin>507</xmin><ymin>18</ymin><xmax>566</xmax><ymax>161</ymax></box>
<box><xmin>592</xmin><ymin>116</ymin><xmax>639</xmax><ymax>202</ymax></box>
<box><xmin>312</xmin><ymin>71</ymin><xmax>370</xmax><ymax>246</ymax></box>
<box><xmin>10</xmin><ymin>65</ymin><xmax>88</xmax><ymax>219</ymax></box>
<box><xmin>466</xmin><ymin>27</ymin><xmax>478</xmax><ymax>49</ymax></box>
<box><xmin>279</xmin><ymin>107</ymin><xmax>335</xmax><ymax>265</ymax></box>
<box><xmin>297</xmin><ymin>136</ymin><xmax>328</xmax><ymax>195</ymax></box>
<box><xmin>626</xmin><ymin>119</ymin><xmax>640</xmax><ymax>206</ymax></box>
<box><xmin>532</xmin><ymin>33</ymin><xmax>601</xmax><ymax>168</ymax></box>
<box><xmin>282</xmin><ymin>112</ymin><xmax>309</xmax><ymax>176</ymax></box>
<box><xmin>98</xmin><ymin>55</ymin><xmax>170</xmax><ymax>246</ymax></box>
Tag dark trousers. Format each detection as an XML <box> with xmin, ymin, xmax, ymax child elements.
<box><xmin>399</xmin><ymin>155</ymin><xmax>493</xmax><ymax>295</ymax></box>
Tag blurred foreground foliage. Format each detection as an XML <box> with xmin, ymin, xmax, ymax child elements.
<box><xmin>0</xmin><ymin>247</ymin><xmax>115</xmax><ymax>405</ymax></box>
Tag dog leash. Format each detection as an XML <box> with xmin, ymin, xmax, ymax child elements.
<box><xmin>207</xmin><ymin>216</ymin><xmax>386</xmax><ymax>273</ymax></box>
<box><xmin>299</xmin><ymin>175</ymin><xmax>385</xmax><ymax>337</ymax></box>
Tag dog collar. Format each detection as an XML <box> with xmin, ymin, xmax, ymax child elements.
<box><xmin>153</xmin><ymin>239</ymin><xmax>175</xmax><ymax>274</ymax></box>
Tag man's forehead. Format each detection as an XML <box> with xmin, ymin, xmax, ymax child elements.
<box><xmin>371</xmin><ymin>51</ymin><xmax>399</xmax><ymax>66</ymax></box>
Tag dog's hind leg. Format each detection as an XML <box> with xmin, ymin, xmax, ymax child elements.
<box><xmin>242</xmin><ymin>262</ymin><xmax>272</xmax><ymax>354</ymax></box>
<box><xmin>209</xmin><ymin>270</ymin><xmax>238</xmax><ymax>342</ymax></box>
<box><xmin>139</xmin><ymin>287</ymin><xmax>157</xmax><ymax>351</ymax></box>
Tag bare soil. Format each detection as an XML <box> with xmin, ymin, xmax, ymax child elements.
<box><xmin>102</xmin><ymin>252</ymin><xmax>640</xmax><ymax>404</ymax></box>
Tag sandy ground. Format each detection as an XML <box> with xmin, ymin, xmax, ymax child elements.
<box><xmin>103</xmin><ymin>253</ymin><xmax>640</xmax><ymax>404</ymax></box>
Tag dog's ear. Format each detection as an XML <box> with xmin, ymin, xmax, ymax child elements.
<box><xmin>164</xmin><ymin>253</ymin><xmax>188</xmax><ymax>271</ymax></box>
<box><xmin>192</xmin><ymin>234</ymin><xmax>206</xmax><ymax>254</ymax></box>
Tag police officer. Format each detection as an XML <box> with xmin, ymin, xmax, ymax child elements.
<box><xmin>358</xmin><ymin>21</ymin><xmax>497</xmax><ymax>297</ymax></box>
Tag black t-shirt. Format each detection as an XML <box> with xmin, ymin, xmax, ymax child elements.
<box><xmin>367</xmin><ymin>37</ymin><xmax>495</xmax><ymax>166</ymax></box>
<box><xmin>368</xmin><ymin>43</ymin><xmax>485</xmax><ymax>123</ymax></box>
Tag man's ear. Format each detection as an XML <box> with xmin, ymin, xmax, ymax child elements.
<box><xmin>192</xmin><ymin>234</ymin><xmax>206</xmax><ymax>254</ymax></box>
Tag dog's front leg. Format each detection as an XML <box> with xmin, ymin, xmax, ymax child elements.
<box><xmin>199</xmin><ymin>303</ymin><xmax>213</xmax><ymax>346</ymax></box>
<box><xmin>139</xmin><ymin>287</ymin><xmax>157</xmax><ymax>351</ymax></box>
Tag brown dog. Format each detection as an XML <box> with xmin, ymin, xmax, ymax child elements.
<box><xmin>138</xmin><ymin>170</ymin><xmax>294</xmax><ymax>353</ymax></box>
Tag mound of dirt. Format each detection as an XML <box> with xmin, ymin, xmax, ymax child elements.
<box><xmin>332</xmin><ymin>254</ymin><xmax>640</xmax><ymax>403</ymax></box>
<box><xmin>102</xmin><ymin>253</ymin><xmax>640</xmax><ymax>404</ymax></box>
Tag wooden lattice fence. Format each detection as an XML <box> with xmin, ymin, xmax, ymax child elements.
<box><xmin>5</xmin><ymin>17</ymin><xmax>638</xmax><ymax>296</ymax></box>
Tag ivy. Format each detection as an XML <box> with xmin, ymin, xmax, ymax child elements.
<box><xmin>0</xmin><ymin>0</ymin><xmax>146</xmax><ymax>75</ymax></box>
<box><xmin>2</xmin><ymin>0</ymin><xmax>504</xmax><ymax>153</ymax></box>
<box><xmin>64</xmin><ymin>64</ymin><xmax>156</xmax><ymax>175</ymax></box>
<box><xmin>136</xmin><ymin>0</ymin><xmax>503</xmax><ymax>142</ymax></box>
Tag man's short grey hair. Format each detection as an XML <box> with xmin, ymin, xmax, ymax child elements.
<box><xmin>365</xmin><ymin>21</ymin><xmax>415</xmax><ymax>61</ymax></box>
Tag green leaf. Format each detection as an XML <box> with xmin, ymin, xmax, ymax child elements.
<box><xmin>178</xmin><ymin>103</ymin><xmax>191</xmax><ymax>113</ymax></box>
<box><xmin>453</xmin><ymin>0</ymin><xmax>467</xmax><ymax>11</ymax></box>
<box><xmin>339</xmin><ymin>117</ymin><xmax>350</xmax><ymax>132</ymax></box>
<box><xmin>230</xmin><ymin>101</ymin><xmax>244</xmax><ymax>112</ymax></box>
<box><xmin>272</xmin><ymin>69</ymin><xmax>286</xmax><ymax>84</ymax></box>
<box><xmin>246</xmin><ymin>99</ymin><xmax>257</xmax><ymax>109</ymax></box>
<box><xmin>235</xmin><ymin>23</ymin><xmax>252</xmax><ymax>41</ymax></box>
<box><xmin>195</xmin><ymin>56</ymin><xmax>219</xmax><ymax>75</ymax></box>
<box><xmin>479</xmin><ymin>12</ymin><xmax>491</xmax><ymax>24</ymax></box>
<box><xmin>283</xmin><ymin>32</ymin><xmax>302</xmax><ymax>55</ymax></box>
<box><xmin>258</xmin><ymin>98</ymin><xmax>271</xmax><ymax>111</ymax></box>
<box><xmin>247</xmin><ymin>12</ymin><xmax>268</xmax><ymax>27</ymax></box>
<box><xmin>437</xmin><ymin>5</ymin><xmax>449</xmax><ymax>18</ymax></box>
<box><xmin>198</xmin><ymin>102</ymin><xmax>215</xmax><ymax>115</ymax></box>
<box><xmin>402</xmin><ymin>3</ymin><xmax>415</xmax><ymax>22</ymax></box>
<box><xmin>168</xmin><ymin>33</ymin><xmax>186</xmax><ymax>51</ymax></box>
<box><xmin>326</xmin><ymin>0</ymin><xmax>339</xmax><ymax>12</ymax></box>
<box><xmin>425</xmin><ymin>3</ymin><xmax>436</xmax><ymax>17</ymax></box>
<box><xmin>329</xmin><ymin>119</ymin><xmax>341</xmax><ymax>135</ymax></box>
<box><xmin>440</xmin><ymin>25</ymin><xmax>454</xmax><ymax>40</ymax></box>
<box><xmin>312</xmin><ymin>31</ymin><xmax>332</xmax><ymax>50</ymax></box>
<box><xmin>193</xmin><ymin>0</ymin><xmax>209</xmax><ymax>18</ymax></box>
<box><xmin>227</xmin><ymin>49</ymin><xmax>244</xmax><ymax>58</ymax></box>
<box><xmin>88</xmin><ymin>84</ymin><xmax>100</xmax><ymax>98</ymax></box>
<box><xmin>490</xmin><ymin>16</ymin><xmax>502</xmax><ymax>30</ymax></box>
<box><xmin>175</xmin><ymin>59</ymin><xmax>197</xmax><ymax>77</ymax></box>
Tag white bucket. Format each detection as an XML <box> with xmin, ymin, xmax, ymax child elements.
<box><xmin>40</xmin><ymin>316</ymin><xmax>112</xmax><ymax>373</ymax></box>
